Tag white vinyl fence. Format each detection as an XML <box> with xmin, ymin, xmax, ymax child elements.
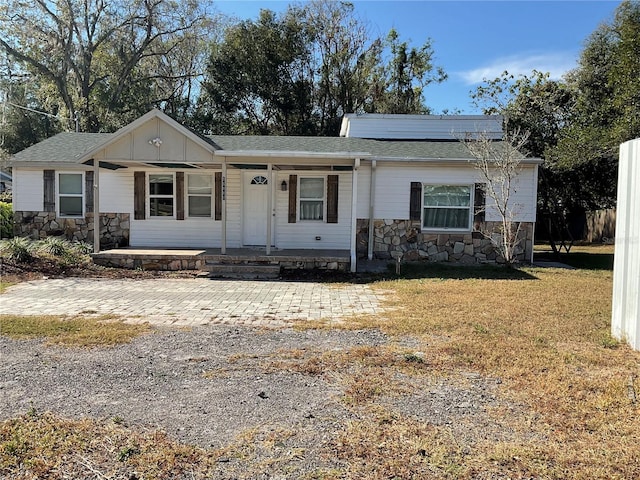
<box><xmin>612</xmin><ymin>138</ymin><xmax>640</xmax><ymax>350</ymax></box>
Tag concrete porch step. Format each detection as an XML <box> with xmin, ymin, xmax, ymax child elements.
<box><xmin>204</xmin><ymin>263</ymin><xmax>281</xmax><ymax>279</ymax></box>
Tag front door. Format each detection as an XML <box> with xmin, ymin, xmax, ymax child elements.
<box><xmin>242</xmin><ymin>171</ymin><xmax>272</xmax><ymax>246</ymax></box>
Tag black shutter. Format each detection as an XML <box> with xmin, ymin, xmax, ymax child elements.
<box><xmin>409</xmin><ymin>182</ymin><xmax>422</xmax><ymax>221</ymax></box>
<box><xmin>43</xmin><ymin>170</ymin><xmax>55</xmax><ymax>212</ymax></box>
<box><xmin>85</xmin><ymin>171</ymin><xmax>94</xmax><ymax>213</ymax></box>
<box><xmin>326</xmin><ymin>175</ymin><xmax>339</xmax><ymax>223</ymax></box>
<box><xmin>288</xmin><ymin>174</ymin><xmax>297</xmax><ymax>223</ymax></box>
<box><xmin>474</xmin><ymin>183</ymin><xmax>486</xmax><ymax>224</ymax></box>
<box><xmin>176</xmin><ymin>172</ymin><xmax>184</xmax><ymax>220</ymax></box>
<box><xmin>134</xmin><ymin>172</ymin><xmax>146</xmax><ymax>220</ymax></box>
<box><xmin>214</xmin><ymin>172</ymin><xmax>222</xmax><ymax>221</ymax></box>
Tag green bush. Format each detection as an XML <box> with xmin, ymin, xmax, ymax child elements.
<box><xmin>1</xmin><ymin>236</ymin><xmax>91</xmax><ymax>267</ymax></box>
<box><xmin>0</xmin><ymin>236</ymin><xmax>34</xmax><ymax>263</ymax></box>
<box><xmin>38</xmin><ymin>236</ymin><xmax>70</xmax><ymax>257</ymax></box>
<box><xmin>0</xmin><ymin>201</ymin><xmax>12</xmax><ymax>239</ymax></box>
<box><xmin>36</xmin><ymin>237</ymin><xmax>91</xmax><ymax>266</ymax></box>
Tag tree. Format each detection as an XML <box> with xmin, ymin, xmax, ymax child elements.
<box><xmin>471</xmin><ymin>1</ymin><xmax>640</xmax><ymax>253</ymax></box>
<box><xmin>462</xmin><ymin>129</ymin><xmax>530</xmax><ymax>265</ymax></box>
<box><xmin>550</xmin><ymin>0</ymin><xmax>640</xmax><ymax>194</ymax></box>
<box><xmin>302</xmin><ymin>0</ymin><xmax>377</xmax><ymax>135</ymax></box>
<box><xmin>366</xmin><ymin>29</ymin><xmax>447</xmax><ymax>114</ymax></box>
<box><xmin>0</xmin><ymin>56</ymin><xmax>62</xmax><ymax>156</ymax></box>
<box><xmin>201</xmin><ymin>9</ymin><xmax>315</xmax><ymax>135</ymax></box>
<box><xmin>199</xmin><ymin>6</ymin><xmax>447</xmax><ymax>135</ymax></box>
<box><xmin>0</xmin><ymin>0</ymin><xmax>214</xmax><ymax>133</ymax></box>
<box><xmin>472</xmin><ymin>71</ymin><xmax>582</xmax><ymax>253</ymax></box>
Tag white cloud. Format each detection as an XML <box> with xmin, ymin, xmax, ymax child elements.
<box><xmin>458</xmin><ymin>52</ymin><xmax>577</xmax><ymax>85</ymax></box>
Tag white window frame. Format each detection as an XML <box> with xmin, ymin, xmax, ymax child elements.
<box><xmin>187</xmin><ymin>173</ymin><xmax>213</xmax><ymax>219</ymax></box>
<box><xmin>421</xmin><ymin>183</ymin><xmax>474</xmax><ymax>232</ymax></box>
<box><xmin>148</xmin><ymin>172</ymin><xmax>175</xmax><ymax>218</ymax></box>
<box><xmin>299</xmin><ymin>176</ymin><xmax>325</xmax><ymax>222</ymax></box>
<box><xmin>57</xmin><ymin>171</ymin><xmax>84</xmax><ymax>218</ymax></box>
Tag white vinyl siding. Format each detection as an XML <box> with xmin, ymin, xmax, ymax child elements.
<box><xmin>225</xmin><ymin>168</ymin><xmax>242</xmax><ymax>247</ymax></box>
<box><xmin>341</xmin><ymin>114</ymin><xmax>503</xmax><ymax>140</ymax></box>
<box><xmin>129</xmin><ymin>169</ymin><xmax>226</xmax><ymax>248</ymax></box>
<box><xmin>98</xmin><ymin>170</ymin><xmax>133</xmax><ymax>213</ymax></box>
<box><xmin>360</xmin><ymin>163</ymin><xmax>538</xmax><ymax>223</ymax></box>
<box><xmin>275</xmin><ymin>171</ymin><xmax>351</xmax><ymax>249</ymax></box>
<box><xmin>12</xmin><ymin>169</ymin><xmax>44</xmax><ymax>211</ymax></box>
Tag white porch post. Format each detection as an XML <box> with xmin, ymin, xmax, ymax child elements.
<box><xmin>93</xmin><ymin>160</ymin><xmax>100</xmax><ymax>253</ymax></box>
<box><xmin>221</xmin><ymin>158</ymin><xmax>227</xmax><ymax>255</ymax></box>
<box><xmin>368</xmin><ymin>159</ymin><xmax>376</xmax><ymax>261</ymax></box>
<box><xmin>266</xmin><ymin>163</ymin><xmax>273</xmax><ymax>255</ymax></box>
<box><xmin>350</xmin><ymin>158</ymin><xmax>360</xmax><ymax>273</ymax></box>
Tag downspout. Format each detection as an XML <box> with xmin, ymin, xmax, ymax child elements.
<box><xmin>266</xmin><ymin>163</ymin><xmax>272</xmax><ymax>255</ymax></box>
<box><xmin>368</xmin><ymin>160</ymin><xmax>376</xmax><ymax>260</ymax></box>
<box><xmin>221</xmin><ymin>158</ymin><xmax>227</xmax><ymax>255</ymax></box>
<box><xmin>93</xmin><ymin>160</ymin><xmax>100</xmax><ymax>253</ymax></box>
<box><xmin>350</xmin><ymin>158</ymin><xmax>360</xmax><ymax>273</ymax></box>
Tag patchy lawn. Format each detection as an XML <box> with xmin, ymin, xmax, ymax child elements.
<box><xmin>2</xmin><ymin>245</ymin><xmax>637</xmax><ymax>479</ymax></box>
<box><xmin>331</xmin><ymin>258</ymin><xmax>636</xmax><ymax>479</ymax></box>
<box><xmin>0</xmin><ymin>315</ymin><xmax>151</xmax><ymax>347</ymax></box>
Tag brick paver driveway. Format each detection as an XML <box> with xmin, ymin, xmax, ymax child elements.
<box><xmin>0</xmin><ymin>278</ymin><xmax>385</xmax><ymax>327</ymax></box>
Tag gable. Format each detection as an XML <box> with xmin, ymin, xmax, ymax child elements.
<box><xmin>98</xmin><ymin>116</ymin><xmax>213</xmax><ymax>163</ymax></box>
<box><xmin>90</xmin><ymin>110</ymin><xmax>215</xmax><ymax>164</ymax></box>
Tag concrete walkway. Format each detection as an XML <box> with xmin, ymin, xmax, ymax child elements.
<box><xmin>0</xmin><ymin>278</ymin><xmax>386</xmax><ymax>327</ymax></box>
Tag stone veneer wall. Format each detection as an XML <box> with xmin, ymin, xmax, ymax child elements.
<box><xmin>13</xmin><ymin>211</ymin><xmax>130</xmax><ymax>248</ymax></box>
<box><xmin>357</xmin><ymin>219</ymin><xmax>534</xmax><ymax>264</ymax></box>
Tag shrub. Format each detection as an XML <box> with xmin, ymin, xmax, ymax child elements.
<box><xmin>73</xmin><ymin>241</ymin><xmax>94</xmax><ymax>255</ymax></box>
<box><xmin>0</xmin><ymin>202</ymin><xmax>12</xmax><ymax>239</ymax></box>
<box><xmin>37</xmin><ymin>236</ymin><xmax>70</xmax><ymax>257</ymax></box>
<box><xmin>0</xmin><ymin>236</ymin><xmax>34</xmax><ymax>262</ymax></box>
<box><xmin>36</xmin><ymin>237</ymin><xmax>91</xmax><ymax>266</ymax></box>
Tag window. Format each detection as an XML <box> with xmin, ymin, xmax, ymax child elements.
<box><xmin>58</xmin><ymin>173</ymin><xmax>83</xmax><ymax>217</ymax></box>
<box><xmin>187</xmin><ymin>174</ymin><xmax>212</xmax><ymax>217</ymax></box>
<box><xmin>251</xmin><ymin>175</ymin><xmax>268</xmax><ymax>185</ymax></box>
<box><xmin>299</xmin><ymin>177</ymin><xmax>324</xmax><ymax>220</ymax></box>
<box><xmin>422</xmin><ymin>184</ymin><xmax>472</xmax><ymax>230</ymax></box>
<box><xmin>149</xmin><ymin>174</ymin><xmax>174</xmax><ymax>217</ymax></box>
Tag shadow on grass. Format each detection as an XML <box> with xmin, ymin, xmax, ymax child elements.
<box><xmin>535</xmin><ymin>252</ymin><xmax>614</xmax><ymax>271</ymax></box>
<box><xmin>278</xmin><ymin>261</ymin><xmax>538</xmax><ymax>284</ymax></box>
<box><xmin>392</xmin><ymin>262</ymin><xmax>538</xmax><ymax>280</ymax></box>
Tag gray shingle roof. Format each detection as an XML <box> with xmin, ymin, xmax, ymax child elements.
<box><xmin>10</xmin><ymin>132</ymin><xmax>112</xmax><ymax>163</ymax></box>
<box><xmin>208</xmin><ymin>135</ymin><xmax>493</xmax><ymax>160</ymax></box>
<box><xmin>10</xmin><ymin>131</ymin><xmax>529</xmax><ymax>164</ymax></box>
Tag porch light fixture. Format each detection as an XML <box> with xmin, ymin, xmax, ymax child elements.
<box><xmin>281</xmin><ymin>180</ymin><xmax>287</xmax><ymax>191</ymax></box>
<box><xmin>149</xmin><ymin>137</ymin><xmax>163</xmax><ymax>147</ymax></box>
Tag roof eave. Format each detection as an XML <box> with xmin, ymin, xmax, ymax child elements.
<box><xmin>369</xmin><ymin>156</ymin><xmax>544</xmax><ymax>164</ymax></box>
<box><xmin>215</xmin><ymin>150</ymin><xmax>371</xmax><ymax>160</ymax></box>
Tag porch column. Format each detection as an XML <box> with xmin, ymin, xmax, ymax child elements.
<box><xmin>266</xmin><ymin>163</ymin><xmax>273</xmax><ymax>255</ymax></box>
<box><xmin>368</xmin><ymin>160</ymin><xmax>377</xmax><ymax>260</ymax></box>
<box><xmin>221</xmin><ymin>158</ymin><xmax>227</xmax><ymax>255</ymax></box>
<box><xmin>93</xmin><ymin>160</ymin><xmax>100</xmax><ymax>253</ymax></box>
<box><xmin>350</xmin><ymin>158</ymin><xmax>360</xmax><ymax>273</ymax></box>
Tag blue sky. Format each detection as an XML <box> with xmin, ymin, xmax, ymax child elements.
<box><xmin>215</xmin><ymin>0</ymin><xmax>620</xmax><ymax>113</ymax></box>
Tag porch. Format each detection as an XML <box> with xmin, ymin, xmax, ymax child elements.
<box><xmin>92</xmin><ymin>247</ymin><xmax>351</xmax><ymax>278</ymax></box>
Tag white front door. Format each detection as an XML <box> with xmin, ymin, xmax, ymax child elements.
<box><xmin>242</xmin><ymin>171</ymin><xmax>272</xmax><ymax>246</ymax></box>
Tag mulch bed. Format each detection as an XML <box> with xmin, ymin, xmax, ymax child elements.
<box><xmin>0</xmin><ymin>258</ymin><xmax>201</xmax><ymax>283</ymax></box>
